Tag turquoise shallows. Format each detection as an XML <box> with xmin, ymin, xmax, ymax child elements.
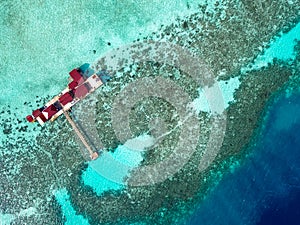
<box><xmin>0</xmin><ymin>213</ymin><xmax>15</xmax><ymax>225</ymax></box>
<box><xmin>0</xmin><ymin>207</ymin><xmax>38</xmax><ymax>224</ymax></box>
<box><xmin>0</xmin><ymin>0</ymin><xmax>200</xmax><ymax>107</ymax></box>
<box><xmin>82</xmin><ymin>163</ymin><xmax>124</xmax><ymax>194</ymax></box>
<box><xmin>242</xmin><ymin>22</ymin><xmax>300</xmax><ymax>73</ymax></box>
<box><xmin>191</xmin><ymin>76</ymin><xmax>241</xmax><ymax>113</ymax></box>
<box><xmin>0</xmin><ymin>1</ymin><xmax>201</xmax><ymax>223</ymax></box>
<box><xmin>54</xmin><ymin>188</ymin><xmax>90</xmax><ymax>225</ymax></box>
<box><xmin>82</xmin><ymin>134</ymin><xmax>151</xmax><ymax>196</ymax></box>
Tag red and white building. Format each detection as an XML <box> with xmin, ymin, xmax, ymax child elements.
<box><xmin>26</xmin><ymin>64</ymin><xmax>110</xmax><ymax>126</ymax></box>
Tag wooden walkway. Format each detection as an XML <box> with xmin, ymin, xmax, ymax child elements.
<box><xmin>63</xmin><ymin>110</ymin><xmax>98</xmax><ymax>160</ymax></box>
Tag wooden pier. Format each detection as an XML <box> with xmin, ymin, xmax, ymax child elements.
<box><xmin>63</xmin><ymin>110</ymin><xmax>99</xmax><ymax>160</ymax></box>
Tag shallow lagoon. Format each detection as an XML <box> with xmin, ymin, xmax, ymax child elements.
<box><xmin>1</xmin><ymin>1</ymin><xmax>300</xmax><ymax>224</ymax></box>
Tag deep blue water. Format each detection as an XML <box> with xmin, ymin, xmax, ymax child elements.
<box><xmin>187</xmin><ymin>91</ymin><xmax>300</xmax><ymax>225</ymax></box>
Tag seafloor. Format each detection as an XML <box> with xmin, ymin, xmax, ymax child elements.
<box><xmin>0</xmin><ymin>1</ymin><xmax>300</xmax><ymax>225</ymax></box>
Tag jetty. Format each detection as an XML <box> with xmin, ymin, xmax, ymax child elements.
<box><xmin>63</xmin><ymin>110</ymin><xmax>98</xmax><ymax>160</ymax></box>
<box><xmin>26</xmin><ymin>63</ymin><xmax>110</xmax><ymax>160</ymax></box>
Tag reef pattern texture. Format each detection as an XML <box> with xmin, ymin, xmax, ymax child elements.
<box><xmin>1</xmin><ymin>0</ymin><xmax>300</xmax><ymax>224</ymax></box>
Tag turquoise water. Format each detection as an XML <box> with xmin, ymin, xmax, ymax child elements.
<box><xmin>0</xmin><ymin>207</ymin><xmax>37</xmax><ymax>225</ymax></box>
<box><xmin>193</xmin><ymin>19</ymin><xmax>300</xmax><ymax>114</ymax></box>
<box><xmin>1</xmin><ymin>0</ymin><xmax>300</xmax><ymax>224</ymax></box>
<box><xmin>0</xmin><ymin>0</ymin><xmax>200</xmax><ymax>106</ymax></box>
<box><xmin>0</xmin><ymin>0</ymin><xmax>204</xmax><ymax>146</ymax></box>
<box><xmin>192</xmin><ymin>76</ymin><xmax>241</xmax><ymax>113</ymax></box>
<box><xmin>56</xmin><ymin>137</ymin><xmax>150</xmax><ymax>224</ymax></box>
<box><xmin>187</xmin><ymin>90</ymin><xmax>300</xmax><ymax>225</ymax></box>
<box><xmin>1</xmin><ymin>1</ymin><xmax>202</xmax><ymax>223</ymax></box>
<box><xmin>0</xmin><ymin>213</ymin><xmax>15</xmax><ymax>225</ymax></box>
<box><xmin>242</xmin><ymin>21</ymin><xmax>300</xmax><ymax>74</ymax></box>
<box><xmin>81</xmin><ymin>136</ymin><xmax>146</xmax><ymax>195</ymax></box>
<box><xmin>54</xmin><ymin>189</ymin><xmax>89</xmax><ymax>225</ymax></box>
<box><xmin>187</xmin><ymin>20</ymin><xmax>300</xmax><ymax>225</ymax></box>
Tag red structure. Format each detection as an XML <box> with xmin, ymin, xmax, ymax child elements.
<box><xmin>69</xmin><ymin>69</ymin><xmax>84</xmax><ymax>85</ymax></box>
<box><xmin>25</xmin><ymin>63</ymin><xmax>111</xmax><ymax>161</ymax></box>
<box><xmin>32</xmin><ymin>109</ymin><xmax>42</xmax><ymax>118</ymax></box>
<box><xmin>68</xmin><ymin>81</ymin><xmax>78</xmax><ymax>89</ymax></box>
<box><xmin>26</xmin><ymin>64</ymin><xmax>108</xmax><ymax>125</ymax></box>
<box><xmin>26</xmin><ymin>115</ymin><xmax>34</xmax><ymax>122</ymax></box>
<box><xmin>43</xmin><ymin>105</ymin><xmax>58</xmax><ymax>119</ymax></box>
<box><xmin>69</xmin><ymin>69</ymin><xmax>82</xmax><ymax>81</ymax></box>
<box><xmin>74</xmin><ymin>84</ymin><xmax>89</xmax><ymax>99</ymax></box>
<box><xmin>59</xmin><ymin>92</ymin><xmax>73</xmax><ymax>106</ymax></box>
